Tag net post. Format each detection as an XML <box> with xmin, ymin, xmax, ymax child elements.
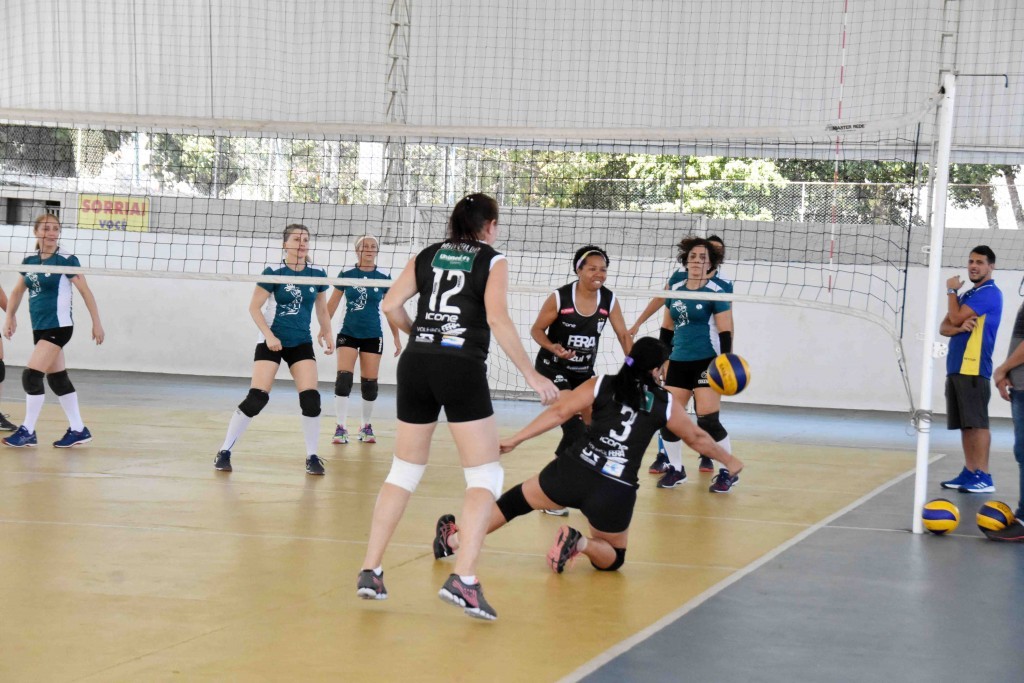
<box><xmin>912</xmin><ymin>72</ymin><xmax>956</xmax><ymax>534</ymax></box>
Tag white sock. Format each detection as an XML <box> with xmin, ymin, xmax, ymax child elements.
<box><xmin>459</xmin><ymin>574</ymin><xmax>477</xmax><ymax>585</ymax></box>
<box><xmin>361</xmin><ymin>398</ymin><xmax>375</xmax><ymax>425</ymax></box>
<box><xmin>23</xmin><ymin>394</ymin><xmax>45</xmax><ymax>432</ymax></box>
<box><xmin>335</xmin><ymin>395</ymin><xmax>349</xmax><ymax>427</ymax></box>
<box><xmin>302</xmin><ymin>415</ymin><xmax>320</xmax><ymax>456</ymax></box>
<box><xmin>664</xmin><ymin>439</ymin><xmax>684</xmax><ymax>470</ymax></box>
<box><xmin>220</xmin><ymin>410</ymin><xmax>252</xmax><ymax>451</ymax></box>
<box><xmin>57</xmin><ymin>392</ymin><xmax>85</xmax><ymax>432</ymax></box>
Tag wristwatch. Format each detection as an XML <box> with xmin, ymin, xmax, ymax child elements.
<box><xmin>947</xmin><ymin>288</ymin><xmax>958</xmax><ymax>295</ymax></box>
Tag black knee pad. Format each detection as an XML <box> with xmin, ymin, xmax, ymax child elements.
<box><xmin>360</xmin><ymin>378</ymin><xmax>379</xmax><ymax>402</ymax></box>
<box><xmin>495</xmin><ymin>483</ymin><xmax>534</xmax><ymax>523</ymax></box>
<box><xmin>592</xmin><ymin>547</ymin><xmax>627</xmax><ymax>572</ymax></box>
<box><xmin>335</xmin><ymin>371</ymin><xmax>353</xmax><ymax>397</ymax></box>
<box><xmin>697</xmin><ymin>411</ymin><xmax>728</xmax><ymax>442</ymax></box>
<box><xmin>660</xmin><ymin>426</ymin><xmax>681</xmax><ymax>443</ymax></box>
<box><xmin>46</xmin><ymin>370</ymin><xmax>75</xmax><ymax>396</ymax></box>
<box><xmin>22</xmin><ymin>368</ymin><xmax>45</xmax><ymax>396</ymax></box>
<box><xmin>0</xmin><ymin>359</ymin><xmax>6</xmax><ymax>384</ymax></box>
<box><xmin>238</xmin><ymin>388</ymin><xmax>269</xmax><ymax>418</ymax></box>
<box><xmin>299</xmin><ymin>389</ymin><xmax>321</xmax><ymax>417</ymax></box>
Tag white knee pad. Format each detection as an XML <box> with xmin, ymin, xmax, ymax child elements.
<box><xmin>463</xmin><ymin>461</ymin><xmax>504</xmax><ymax>499</ymax></box>
<box><xmin>384</xmin><ymin>456</ymin><xmax>427</xmax><ymax>493</ymax></box>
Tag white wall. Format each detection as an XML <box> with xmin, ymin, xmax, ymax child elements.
<box><xmin>1</xmin><ymin>262</ymin><xmax>1018</xmax><ymax>419</ymax></box>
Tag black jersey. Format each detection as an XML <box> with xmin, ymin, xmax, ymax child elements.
<box><xmin>408</xmin><ymin>240</ymin><xmax>504</xmax><ymax>362</ymax></box>
<box><xmin>536</xmin><ymin>282</ymin><xmax>616</xmax><ymax>376</ymax></box>
<box><xmin>570</xmin><ymin>375</ymin><xmax>671</xmax><ymax>488</ymax></box>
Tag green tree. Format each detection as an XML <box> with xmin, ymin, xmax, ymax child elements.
<box><xmin>148</xmin><ymin>134</ymin><xmax>243</xmax><ymax>197</ymax></box>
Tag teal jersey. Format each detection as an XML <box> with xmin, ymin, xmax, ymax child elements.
<box><xmin>335</xmin><ymin>267</ymin><xmax>390</xmax><ymax>338</ymax></box>
<box><xmin>21</xmin><ymin>250</ymin><xmax>80</xmax><ymax>330</ymax></box>
<box><xmin>258</xmin><ymin>263</ymin><xmax>329</xmax><ymax>347</ymax></box>
<box><xmin>664</xmin><ymin>276</ymin><xmax>731</xmax><ymax>361</ymax></box>
<box><xmin>666</xmin><ymin>269</ymin><xmax>733</xmax><ymax>294</ymax></box>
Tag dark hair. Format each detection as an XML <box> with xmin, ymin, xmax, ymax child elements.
<box><xmin>447</xmin><ymin>193</ymin><xmax>499</xmax><ymax>243</ymax></box>
<box><xmin>572</xmin><ymin>245</ymin><xmax>610</xmax><ymax>274</ymax></box>
<box><xmin>677</xmin><ymin>236</ymin><xmax>722</xmax><ymax>273</ymax></box>
<box><xmin>971</xmin><ymin>245</ymin><xmax>996</xmax><ymax>264</ymax></box>
<box><xmin>283</xmin><ymin>223</ymin><xmax>312</xmax><ymax>263</ymax></box>
<box><xmin>706</xmin><ymin>234</ymin><xmax>725</xmax><ymax>247</ymax></box>
<box><xmin>611</xmin><ymin>337</ymin><xmax>669</xmax><ymax>412</ymax></box>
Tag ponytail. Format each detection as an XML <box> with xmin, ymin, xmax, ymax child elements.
<box><xmin>611</xmin><ymin>337</ymin><xmax>669</xmax><ymax>411</ymax></box>
<box><xmin>447</xmin><ymin>193</ymin><xmax>499</xmax><ymax>243</ymax></box>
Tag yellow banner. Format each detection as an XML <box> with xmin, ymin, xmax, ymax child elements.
<box><xmin>78</xmin><ymin>194</ymin><xmax>150</xmax><ymax>232</ymax></box>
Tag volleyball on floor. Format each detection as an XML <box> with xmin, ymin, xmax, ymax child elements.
<box><xmin>707</xmin><ymin>353</ymin><xmax>750</xmax><ymax>396</ymax></box>
<box><xmin>921</xmin><ymin>499</ymin><xmax>960</xmax><ymax>534</ymax></box>
<box><xmin>976</xmin><ymin>500</ymin><xmax>1016</xmax><ymax>532</ymax></box>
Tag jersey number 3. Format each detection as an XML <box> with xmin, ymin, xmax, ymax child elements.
<box><xmin>608</xmin><ymin>405</ymin><xmax>638</xmax><ymax>443</ymax></box>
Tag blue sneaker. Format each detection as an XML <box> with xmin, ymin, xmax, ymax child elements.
<box><xmin>53</xmin><ymin>427</ymin><xmax>92</xmax><ymax>448</ymax></box>
<box><xmin>940</xmin><ymin>467</ymin><xmax>972</xmax><ymax>490</ymax></box>
<box><xmin>958</xmin><ymin>470</ymin><xmax>995</xmax><ymax>494</ymax></box>
<box><xmin>2</xmin><ymin>425</ymin><xmax>37</xmax><ymax>448</ymax></box>
<box><xmin>657</xmin><ymin>465</ymin><xmax>687</xmax><ymax>488</ymax></box>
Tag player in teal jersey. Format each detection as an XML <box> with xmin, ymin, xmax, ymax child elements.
<box><xmin>0</xmin><ymin>285</ymin><xmax>16</xmax><ymax>431</ymax></box>
<box><xmin>214</xmin><ymin>224</ymin><xmax>334</xmax><ymax>475</ymax></box>
<box><xmin>326</xmin><ymin>235</ymin><xmax>402</xmax><ymax>445</ymax></box>
<box><xmin>631</xmin><ymin>234</ymin><xmax>733</xmax><ymax>476</ymax></box>
<box><xmin>3</xmin><ymin>214</ymin><xmax>105</xmax><ymax>449</ymax></box>
<box><xmin>628</xmin><ymin>237</ymin><xmax>735</xmax><ymax>489</ymax></box>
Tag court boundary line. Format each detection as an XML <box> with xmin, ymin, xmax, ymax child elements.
<box><xmin>556</xmin><ymin>454</ymin><xmax>945</xmax><ymax>683</ymax></box>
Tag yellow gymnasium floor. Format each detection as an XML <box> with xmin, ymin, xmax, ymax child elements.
<box><xmin>0</xmin><ymin>388</ymin><xmax>916</xmax><ymax>682</ymax></box>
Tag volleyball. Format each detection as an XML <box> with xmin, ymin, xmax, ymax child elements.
<box><xmin>921</xmin><ymin>498</ymin><xmax>960</xmax><ymax>535</ymax></box>
<box><xmin>976</xmin><ymin>500</ymin><xmax>1016</xmax><ymax>532</ymax></box>
<box><xmin>706</xmin><ymin>353</ymin><xmax>750</xmax><ymax>396</ymax></box>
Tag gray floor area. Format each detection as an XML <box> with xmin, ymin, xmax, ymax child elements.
<box><xmin>11</xmin><ymin>370</ymin><xmax>1023</xmax><ymax>682</ymax></box>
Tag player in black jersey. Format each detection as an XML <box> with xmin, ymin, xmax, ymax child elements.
<box><xmin>356</xmin><ymin>193</ymin><xmax>558</xmax><ymax>621</ymax></box>
<box><xmin>431</xmin><ymin>338</ymin><xmax>743</xmax><ymax>576</ymax></box>
<box><xmin>531</xmin><ymin>245</ymin><xmax>632</xmax><ymax>516</ymax></box>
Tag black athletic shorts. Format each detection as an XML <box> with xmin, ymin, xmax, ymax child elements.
<box><xmin>665</xmin><ymin>357</ymin><xmax>715</xmax><ymax>391</ymax></box>
<box><xmin>33</xmin><ymin>326</ymin><xmax>73</xmax><ymax>348</ymax></box>
<box><xmin>396</xmin><ymin>352</ymin><xmax>493</xmax><ymax>424</ymax></box>
<box><xmin>336</xmin><ymin>333</ymin><xmax>384</xmax><ymax>355</ymax></box>
<box><xmin>537</xmin><ymin>456</ymin><xmax>637</xmax><ymax>534</ymax></box>
<box><xmin>535</xmin><ymin>359</ymin><xmax>593</xmax><ymax>392</ymax></box>
<box><xmin>254</xmin><ymin>341</ymin><xmax>316</xmax><ymax>368</ymax></box>
<box><xmin>945</xmin><ymin>374</ymin><xmax>991</xmax><ymax>430</ymax></box>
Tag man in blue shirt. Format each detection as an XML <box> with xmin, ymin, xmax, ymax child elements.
<box><xmin>939</xmin><ymin>245</ymin><xmax>1002</xmax><ymax>493</ymax></box>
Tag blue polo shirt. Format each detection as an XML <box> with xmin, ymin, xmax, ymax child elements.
<box><xmin>947</xmin><ymin>279</ymin><xmax>1002</xmax><ymax>378</ymax></box>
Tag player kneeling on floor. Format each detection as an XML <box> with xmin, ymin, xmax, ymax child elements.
<box><xmin>432</xmin><ymin>337</ymin><xmax>744</xmax><ymax>575</ymax></box>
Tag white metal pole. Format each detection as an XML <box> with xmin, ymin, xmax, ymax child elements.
<box><xmin>912</xmin><ymin>72</ymin><xmax>956</xmax><ymax>534</ymax></box>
